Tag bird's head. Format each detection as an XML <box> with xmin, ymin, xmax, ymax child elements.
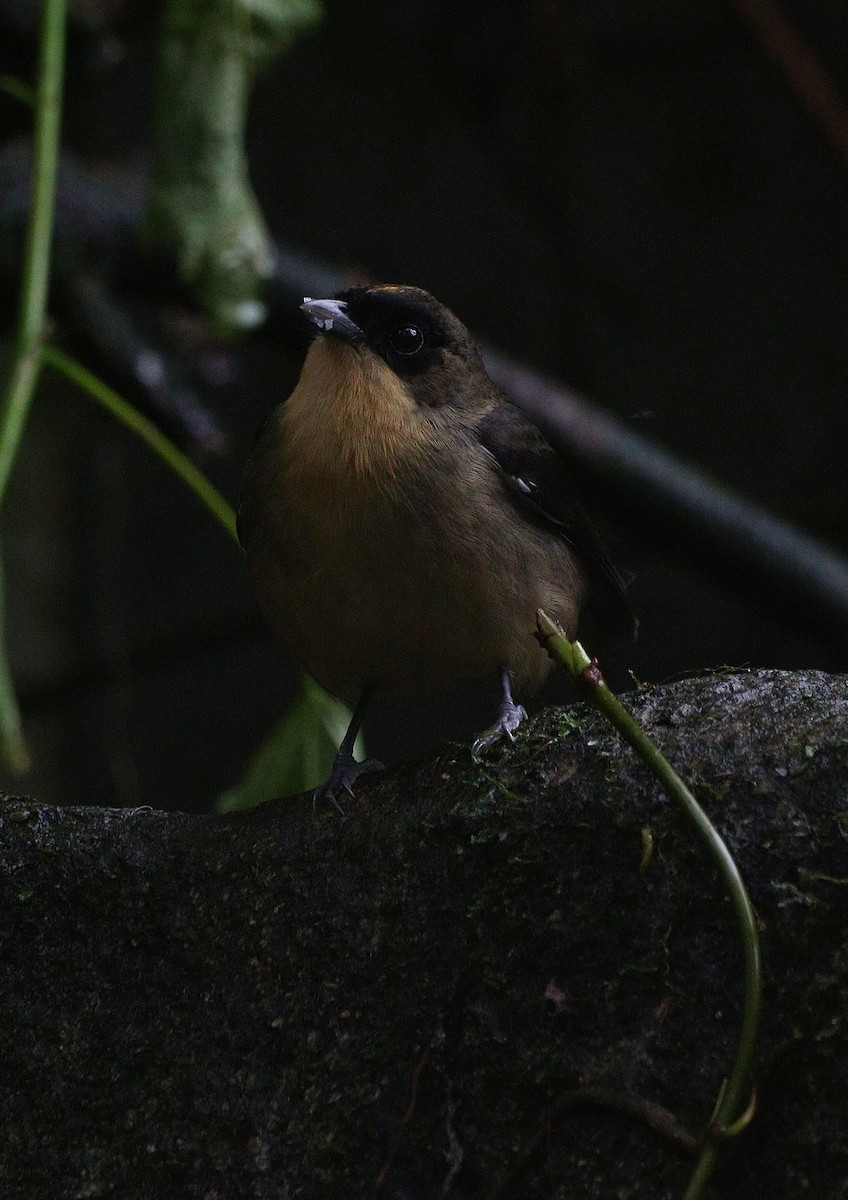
<box><xmin>300</xmin><ymin>284</ymin><xmax>490</xmax><ymax>414</ymax></box>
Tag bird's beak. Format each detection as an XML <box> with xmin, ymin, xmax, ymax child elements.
<box><xmin>301</xmin><ymin>298</ymin><xmax>364</xmax><ymax>345</ymax></box>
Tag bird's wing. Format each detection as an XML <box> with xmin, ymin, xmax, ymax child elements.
<box><xmin>476</xmin><ymin>401</ymin><xmax>637</xmax><ymax>639</ymax></box>
<box><xmin>236</xmin><ymin>410</ymin><xmax>281</xmax><ymax>553</ymax></box>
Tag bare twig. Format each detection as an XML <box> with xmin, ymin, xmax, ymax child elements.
<box><xmin>371</xmin><ymin>1047</ymin><xmax>433</xmax><ymax>1197</ymax></box>
<box><xmin>492</xmin><ymin>1083</ymin><xmax>699</xmax><ymax>1199</ymax></box>
<box><xmin>65</xmin><ymin>273</ymin><xmax>228</xmax><ymax>455</ymax></box>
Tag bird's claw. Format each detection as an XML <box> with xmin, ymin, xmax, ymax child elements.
<box><xmin>313</xmin><ymin>755</ymin><xmax>385</xmax><ymax>813</ymax></box>
<box><xmin>470</xmin><ymin>701</ymin><xmax>527</xmax><ymax>758</ymax></box>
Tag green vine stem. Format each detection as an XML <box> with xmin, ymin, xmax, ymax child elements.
<box><xmin>45</xmin><ymin>347</ymin><xmax>359</xmax><ymax>805</ymax></box>
<box><xmin>0</xmin><ymin>0</ymin><xmax>66</xmax><ymax>772</ymax></box>
<box><xmin>0</xmin><ymin>0</ymin><xmax>65</xmax><ymax>504</ymax></box>
<box><xmin>0</xmin><ymin>553</ymin><xmax>29</xmax><ymax>773</ymax></box>
<box><xmin>536</xmin><ymin>610</ymin><xmax>762</xmax><ymax>1200</ymax></box>
<box><xmin>42</xmin><ymin>347</ymin><xmax>239</xmax><ymax>547</ymax></box>
<box><xmin>0</xmin><ymin>73</ymin><xmax>36</xmax><ymax>107</ymax></box>
<box><xmin>43</xmin><ymin>347</ymin><xmax>357</xmax><ymax>801</ymax></box>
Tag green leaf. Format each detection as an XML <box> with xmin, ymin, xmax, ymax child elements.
<box><xmin>215</xmin><ymin>676</ymin><xmax>356</xmax><ymax>811</ymax></box>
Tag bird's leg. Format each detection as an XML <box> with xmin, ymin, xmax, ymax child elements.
<box><xmin>471</xmin><ymin>666</ymin><xmax>528</xmax><ymax>757</ymax></box>
<box><xmin>314</xmin><ymin>688</ymin><xmax>384</xmax><ymax>810</ymax></box>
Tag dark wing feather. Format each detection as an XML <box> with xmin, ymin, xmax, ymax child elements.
<box><xmin>237</xmin><ymin>409</ymin><xmax>280</xmax><ymax>553</ymax></box>
<box><xmin>476</xmin><ymin>401</ymin><xmax>637</xmax><ymax>639</ymax></box>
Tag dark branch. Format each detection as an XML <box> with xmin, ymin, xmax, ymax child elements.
<box><xmin>1</xmin><ymin>669</ymin><xmax>846</xmax><ymax>1198</ymax></box>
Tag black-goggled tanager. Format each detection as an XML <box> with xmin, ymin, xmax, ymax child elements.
<box><xmin>239</xmin><ymin>285</ymin><xmax>635</xmax><ymax>799</ymax></box>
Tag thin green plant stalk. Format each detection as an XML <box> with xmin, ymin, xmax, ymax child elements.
<box><xmin>42</xmin><ymin>347</ymin><xmax>239</xmax><ymax>547</ymax></box>
<box><xmin>0</xmin><ymin>0</ymin><xmax>66</xmax><ymax>504</ymax></box>
<box><xmin>0</xmin><ymin>0</ymin><xmax>66</xmax><ymax>773</ymax></box>
<box><xmin>0</xmin><ymin>74</ymin><xmax>36</xmax><ymax>107</ymax></box>
<box><xmin>0</xmin><ymin>554</ymin><xmax>29</xmax><ymax>773</ymax></box>
<box><xmin>45</xmin><ymin>348</ymin><xmax>349</xmax><ymax>802</ymax></box>
<box><xmin>536</xmin><ymin>610</ymin><xmax>761</xmax><ymax>1200</ymax></box>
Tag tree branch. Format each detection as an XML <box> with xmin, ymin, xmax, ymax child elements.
<box><xmin>1</xmin><ymin>669</ymin><xmax>846</xmax><ymax>1198</ymax></box>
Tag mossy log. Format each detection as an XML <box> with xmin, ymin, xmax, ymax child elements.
<box><xmin>1</xmin><ymin>669</ymin><xmax>846</xmax><ymax>1199</ymax></box>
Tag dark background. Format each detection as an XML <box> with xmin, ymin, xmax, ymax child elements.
<box><xmin>1</xmin><ymin>0</ymin><xmax>847</xmax><ymax>810</ymax></box>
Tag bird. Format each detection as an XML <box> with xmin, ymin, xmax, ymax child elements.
<box><xmin>238</xmin><ymin>284</ymin><xmax>635</xmax><ymax>799</ymax></box>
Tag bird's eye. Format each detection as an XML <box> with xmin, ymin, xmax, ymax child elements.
<box><xmin>389</xmin><ymin>324</ymin><xmax>425</xmax><ymax>355</ymax></box>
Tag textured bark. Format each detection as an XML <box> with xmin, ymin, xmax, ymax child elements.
<box><xmin>1</xmin><ymin>668</ymin><xmax>846</xmax><ymax>1200</ymax></box>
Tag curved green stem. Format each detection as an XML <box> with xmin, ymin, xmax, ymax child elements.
<box><xmin>0</xmin><ymin>554</ymin><xmax>29</xmax><ymax>773</ymax></box>
<box><xmin>537</xmin><ymin>611</ymin><xmax>762</xmax><ymax>1200</ymax></box>
<box><xmin>41</xmin><ymin>347</ymin><xmax>239</xmax><ymax>548</ymax></box>
<box><xmin>0</xmin><ymin>0</ymin><xmax>66</xmax><ymax>505</ymax></box>
<box><xmin>0</xmin><ymin>0</ymin><xmax>66</xmax><ymax>773</ymax></box>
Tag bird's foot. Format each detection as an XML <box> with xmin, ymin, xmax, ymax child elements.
<box><xmin>313</xmin><ymin>751</ymin><xmax>385</xmax><ymax>813</ymax></box>
<box><xmin>470</xmin><ymin>698</ymin><xmax>528</xmax><ymax>758</ymax></box>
